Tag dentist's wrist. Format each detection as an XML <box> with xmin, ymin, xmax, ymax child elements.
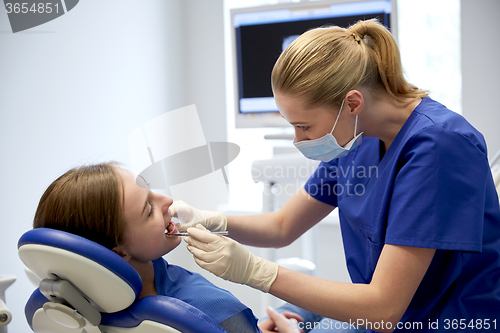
<box><xmin>211</xmin><ymin>213</ymin><xmax>227</xmax><ymax>232</ymax></box>
<box><xmin>247</xmin><ymin>256</ymin><xmax>279</xmax><ymax>293</ymax></box>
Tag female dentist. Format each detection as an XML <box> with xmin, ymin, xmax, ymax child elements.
<box><xmin>172</xmin><ymin>19</ymin><xmax>500</xmax><ymax>333</ymax></box>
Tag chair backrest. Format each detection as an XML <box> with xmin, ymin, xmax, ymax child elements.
<box><xmin>18</xmin><ymin>228</ymin><xmax>227</xmax><ymax>333</ymax></box>
<box><xmin>490</xmin><ymin>150</ymin><xmax>500</xmax><ymax>202</ymax></box>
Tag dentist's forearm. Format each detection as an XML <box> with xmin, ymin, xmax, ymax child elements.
<box><xmin>268</xmin><ymin>267</ymin><xmax>398</xmax><ymax>332</ymax></box>
<box><xmin>226</xmin><ymin>212</ymin><xmax>290</xmax><ymax>247</ymax></box>
<box><xmin>268</xmin><ymin>245</ymin><xmax>435</xmax><ymax>333</ymax></box>
<box><xmin>226</xmin><ymin>187</ymin><xmax>334</xmax><ymax>247</ymax></box>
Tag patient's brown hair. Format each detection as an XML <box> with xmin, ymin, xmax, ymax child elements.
<box><xmin>33</xmin><ymin>162</ymin><xmax>124</xmax><ymax>250</ymax></box>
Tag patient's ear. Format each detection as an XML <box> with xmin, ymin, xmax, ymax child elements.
<box><xmin>112</xmin><ymin>246</ymin><xmax>132</xmax><ymax>261</ymax></box>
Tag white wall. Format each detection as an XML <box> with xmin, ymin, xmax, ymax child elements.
<box><xmin>183</xmin><ymin>0</ymin><xmax>228</xmax><ymax>143</ymax></box>
<box><xmin>461</xmin><ymin>0</ymin><xmax>500</xmax><ymax>159</ymax></box>
<box><xmin>0</xmin><ymin>1</ymin><xmax>232</xmax><ymax>332</ymax></box>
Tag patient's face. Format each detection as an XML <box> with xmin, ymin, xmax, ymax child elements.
<box><xmin>115</xmin><ymin>168</ymin><xmax>181</xmax><ymax>263</ymax></box>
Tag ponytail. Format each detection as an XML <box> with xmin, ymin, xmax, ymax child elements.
<box><xmin>271</xmin><ymin>19</ymin><xmax>428</xmax><ymax>108</ymax></box>
<box><xmin>348</xmin><ymin>19</ymin><xmax>428</xmax><ymax>101</ymax></box>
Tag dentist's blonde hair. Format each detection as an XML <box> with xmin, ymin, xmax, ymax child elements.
<box><xmin>271</xmin><ymin>19</ymin><xmax>428</xmax><ymax>108</ymax></box>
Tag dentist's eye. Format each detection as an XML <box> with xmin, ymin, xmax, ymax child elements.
<box><xmin>298</xmin><ymin>126</ymin><xmax>308</xmax><ymax>131</ymax></box>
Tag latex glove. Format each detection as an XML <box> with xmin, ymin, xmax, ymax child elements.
<box><xmin>185</xmin><ymin>225</ymin><xmax>279</xmax><ymax>293</ymax></box>
<box><xmin>258</xmin><ymin>307</ymin><xmax>304</xmax><ymax>333</ymax></box>
<box><xmin>170</xmin><ymin>200</ymin><xmax>227</xmax><ymax>232</ymax></box>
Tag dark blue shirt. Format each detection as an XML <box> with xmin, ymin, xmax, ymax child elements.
<box><xmin>305</xmin><ymin>97</ymin><xmax>500</xmax><ymax>332</ymax></box>
<box><xmin>153</xmin><ymin>258</ymin><xmax>260</xmax><ymax>332</ymax></box>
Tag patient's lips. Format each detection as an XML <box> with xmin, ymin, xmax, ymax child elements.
<box><xmin>166</xmin><ymin>221</ymin><xmax>178</xmax><ymax>235</ymax></box>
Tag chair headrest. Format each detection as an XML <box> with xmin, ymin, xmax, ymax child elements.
<box><xmin>18</xmin><ymin>228</ymin><xmax>142</xmax><ymax>313</ymax></box>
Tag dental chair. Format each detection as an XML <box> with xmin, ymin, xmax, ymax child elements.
<box><xmin>490</xmin><ymin>149</ymin><xmax>500</xmax><ymax>201</ymax></box>
<box><xmin>18</xmin><ymin>228</ymin><xmax>228</xmax><ymax>333</ymax></box>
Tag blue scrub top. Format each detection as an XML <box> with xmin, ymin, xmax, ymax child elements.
<box><xmin>305</xmin><ymin>97</ymin><xmax>500</xmax><ymax>332</ymax></box>
<box><xmin>153</xmin><ymin>258</ymin><xmax>259</xmax><ymax>328</ymax></box>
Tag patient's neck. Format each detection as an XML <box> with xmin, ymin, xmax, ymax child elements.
<box><xmin>128</xmin><ymin>259</ymin><xmax>158</xmax><ymax>299</ymax></box>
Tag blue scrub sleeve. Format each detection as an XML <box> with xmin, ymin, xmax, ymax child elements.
<box><xmin>386</xmin><ymin>126</ymin><xmax>488</xmax><ymax>252</ymax></box>
<box><xmin>304</xmin><ymin>160</ymin><xmax>339</xmax><ymax>207</ymax></box>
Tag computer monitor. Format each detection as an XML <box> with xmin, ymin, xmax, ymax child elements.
<box><xmin>230</xmin><ymin>0</ymin><xmax>396</xmax><ymax>128</ymax></box>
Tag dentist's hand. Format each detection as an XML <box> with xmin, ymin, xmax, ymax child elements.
<box><xmin>185</xmin><ymin>225</ymin><xmax>279</xmax><ymax>293</ymax></box>
<box><xmin>258</xmin><ymin>307</ymin><xmax>304</xmax><ymax>333</ymax></box>
<box><xmin>170</xmin><ymin>201</ymin><xmax>227</xmax><ymax>232</ymax></box>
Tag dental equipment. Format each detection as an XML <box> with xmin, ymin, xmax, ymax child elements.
<box><xmin>0</xmin><ymin>274</ymin><xmax>16</xmax><ymax>333</ymax></box>
<box><xmin>19</xmin><ymin>228</ymin><xmax>231</xmax><ymax>333</ymax></box>
<box><xmin>167</xmin><ymin>231</ymin><xmax>228</xmax><ymax>236</ymax></box>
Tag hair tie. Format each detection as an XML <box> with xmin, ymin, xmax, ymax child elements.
<box><xmin>351</xmin><ymin>33</ymin><xmax>361</xmax><ymax>44</ymax></box>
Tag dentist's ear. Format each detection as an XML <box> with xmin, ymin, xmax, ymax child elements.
<box><xmin>345</xmin><ymin>90</ymin><xmax>364</xmax><ymax>115</ymax></box>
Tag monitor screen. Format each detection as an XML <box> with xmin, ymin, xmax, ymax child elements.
<box><xmin>230</xmin><ymin>0</ymin><xmax>395</xmax><ymax>128</ymax></box>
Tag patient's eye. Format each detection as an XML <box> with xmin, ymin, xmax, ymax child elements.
<box><xmin>148</xmin><ymin>202</ymin><xmax>155</xmax><ymax>217</ymax></box>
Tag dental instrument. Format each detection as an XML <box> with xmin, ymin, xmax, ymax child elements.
<box><xmin>167</xmin><ymin>231</ymin><xmax>228</xmax><ymax>236</ymax></box>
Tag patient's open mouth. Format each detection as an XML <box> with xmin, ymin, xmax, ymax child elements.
<box><xmin>166</xmin><ymin>221</ymin><xmax>178</xmax><ymax>235</ymax></box>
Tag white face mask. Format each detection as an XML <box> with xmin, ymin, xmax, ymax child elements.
<box><xmin>293</xmin><ymin>98</ymin><xmax>363</xmax><ymax>162</ymax></box>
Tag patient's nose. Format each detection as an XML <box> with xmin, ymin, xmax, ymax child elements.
<box><xmin>161</xmin><ymin>195</ymin><xmax>174</xmax><ymax>216</ymax></box>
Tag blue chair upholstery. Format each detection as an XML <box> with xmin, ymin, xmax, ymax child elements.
<box><xmin>19</xmin><ymin>228</ymin><xmax>228</xmax><ymax>333</ymax></box>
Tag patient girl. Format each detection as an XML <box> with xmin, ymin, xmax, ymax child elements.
<box><xmin>33</xmin><ymin>162</ymin><xmax>296</xmax><ymax>333</ymax></box>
